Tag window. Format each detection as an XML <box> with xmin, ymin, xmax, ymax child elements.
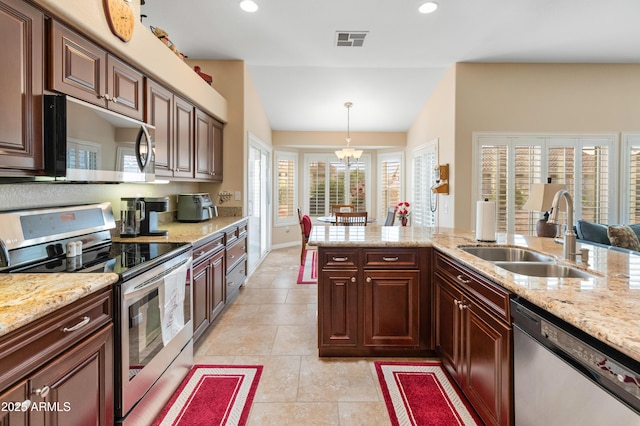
<box><xmin>67</xmin><ymin>138</ymin><xmax>100</xmax><ymax>170</ymax></box>
<box><xmin>412</xmin><ymin>141</ymin><xmax>438</xmax><ymax>226</ymax></box>
<box><xmin>473</xmin><ymin>133</ymin><xmax>618</xmax><ymax>235</ymax></box>
<box><xmin>304</xmin><ymin>154</ymin><xmax>370</xmax><ymax>216</ymax></box>
<box><xmin>622</xmin><ymin>133</ymin><xmax>640</xmax><ymax>223</ymax></box>
<box><xmin>378</xmin><ymin>152</ymin><xmax>404</xmax><ymax>213</ymax></box>
<box><xmin>274</xmin><ymin>151</ymin><xmax>297</xmax><ymax>226</ymax></box>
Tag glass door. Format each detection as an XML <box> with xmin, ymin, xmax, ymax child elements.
<box><xmin>247</xmin><ymin>133</ymin><xmax>271</xmax><ymax>273</ymax></box>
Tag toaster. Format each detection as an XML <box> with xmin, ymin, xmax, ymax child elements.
<box><xmin>177</xmin><ymin>193</ymin><xmax>217</xmax><ymax>222</ymax></box>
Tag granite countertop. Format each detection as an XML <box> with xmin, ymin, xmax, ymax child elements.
<box><xmin>310</xmin><ymin>224</ymin><xmax>640</xmax><ymax>363</ymax></box>
<box><xmin>0</xmin><ymin>217</ymin><xmax>247</xmax><ymax>339</ymax></box>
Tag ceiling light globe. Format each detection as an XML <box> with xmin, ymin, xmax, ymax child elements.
<box><xmin>418</xmin><ymin>1</ymin><xmax>438</xmax><ymax>14</ymax></box>
<box><xmin>240</xmin><ymin>0</ymin><xmax>258</xmax><ymax>12</ymax></box>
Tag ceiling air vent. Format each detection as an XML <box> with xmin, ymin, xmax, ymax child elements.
<box><xmin>335</xmin><ymin>31</ymin><xmax>368</xmax><ymax>47</ymax></box>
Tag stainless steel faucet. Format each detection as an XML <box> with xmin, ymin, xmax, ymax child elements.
<box><xmin>547</xmin><ymin>189</ymin><xmax>587</xmax><ymax>263</ymax></box>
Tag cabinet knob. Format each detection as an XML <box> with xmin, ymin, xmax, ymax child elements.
<box><xmin>33</xmin><ymin>385</ymin><xmax>50</xmax><ymax>398</ymax></box>
<box><xmin>351</xmin><ymin>277</ymin><xmax>356</xmax><ymax>282</ymax></box>
<box><xmin>458</xmin><ymin>303</ymin><xmax>468</xmax><ymax>311</ymax></box>
<box><xmin>366</xmin><ymin>277</ymin><xmax>371</xmax><ymax>283</ymax></box>
<box><xmin>454</xmin><ymin>299</ymin><xmax>460</xmax><ymax>306</ymax></box>
<box><xmin>456</xmin><ymin>274</ymin><xmax>471</xmax><ymax>284</ymax></box>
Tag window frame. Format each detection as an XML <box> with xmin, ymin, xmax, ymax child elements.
<box><xmin>411</xmin><ymin>140</ymin><xmax>438</xmax><ymax>227</ymax></box>
<box><xmin>377</xmin><ymin>151</ymin><xmax>405</xmax><ymax>215</ymax></box>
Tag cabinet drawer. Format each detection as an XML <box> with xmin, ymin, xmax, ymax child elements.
<box><xmin>226</xmin><ymin>236</ymin><xmax>247</xmax><ymax>272</ymax></box>
<box><xmin>0</xmin><ymin>287</ymin><xmax>112</xmax><ymax>390</ymax></box>
<box><xmin>225</xmin><ymin>227</ymin><xmax>238</xmax><ymax>245</ymax></box>
<box><xmin>435</xmin><ymin>251</ymin><xmax>511</xmax><ymax>322</ymax></box>
<box><xmin>363</xmin><ymin>249</ymin><xmax>418</xmax><ymax>269</ymax></box>
<box><xmin>320</xmin><ymin>248</ymin><xmax>359</xmax><ymax>268</ymax></box>
<box><xmin>237</xmin><ymin>222</ymin><xmax>247</xmax><ymax>238</ymax></box>
<box><xmin>193</xmin><ymin>234</ymin><xmax>224</xmax><ymax>263</ymax></box>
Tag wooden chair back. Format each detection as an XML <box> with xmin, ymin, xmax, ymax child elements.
<box><xmin>383</xmin><ymin>207</ymin><xmax>396</xmax><ymax>226</ymax></box>
<box><xmin>330</xmin><ymin>205</ymin><xmax>355</xmax><ymax>215</ymax></box>
<box><xmin>334</xmin><ymin>211</ymin><xmax>368</xmax><ymax>226</ymax></box>
<box><xmin>298</xmin><ymin>208</ymin><xmax>313</xmax><ymax>264</ymax></box>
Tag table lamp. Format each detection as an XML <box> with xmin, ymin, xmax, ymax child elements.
<box><xmin>522</xmin><ymin>181</ymin><xmax>566</xmax><ymax>237</ymax></box>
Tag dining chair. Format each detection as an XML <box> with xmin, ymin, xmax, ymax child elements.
<box><xmin>330</xmin><ymin>205</ymin><xmax>355</xmax><ymax>215</ymax></box>
<box><xmin>383</xmin><ymin>207</ymin><xmax>396</xmax><ymax>226</ymax></box>
<box><xmin>298</xmin><ymin>208</ymin><xmax>312</xmax><ymax>264</ymax></box>
<box><xmin>334</xmin><ymin>211</ymin><xmax>368</xmax><ymax>226</ymax></box>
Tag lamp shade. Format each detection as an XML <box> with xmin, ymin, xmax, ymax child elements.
<box><xmin>522</xmin><ymin>183</ymin><xmax>566</xmax><ymax>212</ymax></box>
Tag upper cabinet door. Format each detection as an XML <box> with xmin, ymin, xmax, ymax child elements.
<box><xmin>173</xmin><ymin>95</ymin><xmax>194</xmax><ymax>178</ymax></box>
<box><xmin>50</xmin><ymin>20</ymin><xmax>107</xmax><ymax>108</ymax></box>
<box><xmin>195</xmin><ymin>108</ymin><xmax>223</xmax><ymax>181</ymax></box>
<box><xmin>0</xmin><ymin>0</ymin><xmax>44</xmax><ymax>175</ymax></box>
<box><xmin>107</xmin><ymin>55</ymin><xmax>144</xmax><ymax>121</ymax></box>
<box><xmin>146</xmin><ymin>79</ymin><xmax>173</xmax><ymax>177</ymax></box>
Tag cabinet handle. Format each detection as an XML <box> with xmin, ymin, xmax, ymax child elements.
<box><xmin>62</xmin><ymin>316</ymin><xmax>90</xmax><ymax>333</ymax></box>
<box><xmin>228</xmin><ymin>281</ymin><xmax>235</xmax><ymax>287</ymax></box>
<box><xmin>458</xmin><ymin>303</ymin><xmax>468</xmax><ymax>311</ymax></box>
<box><xmin>454</xmin><ymin>299</ymin><xmax>461</xmax><ymax>306</ymax></box>
<box><xmin>351</xmin><ymin>277</ymin><xmax>356</xmax><ymax>282</ymax></box>
<box><xmin>197</xmin><ymin>250</ymin><xmax>206</xmax><ymax>256</ymax></box>
<box><xmin>332</xmin><ymin>256</ymin><xmax>348</xmax><ymax>262</ymax></box>
<box><xmin>230</xmin><ymin>255</ymin><xmax>235</xmax><ymax>259</ymax></box>
<box><xmin>456</xmin><ymin>274</ymin><xmax>471</xmax><ymax>284</ymax></box>
<box><xmin>366</xmin><ymin>277</ymin><xmax>371</xmax><ymax>283</ymax></box>
<box><xmin>382</xmin><ymin>256</ymin><xmax>399</xmax><ymax>262</ymax></box>
<box><xmin>33</xmin><ymin>385</ymin><xmax>50</xmax><ymax>398</ymax></box>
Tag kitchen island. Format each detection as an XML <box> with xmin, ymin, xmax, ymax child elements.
<box><xmin>309</xmin><ymin>224</ymin><xmax>640</xmax><ymax>363</ymax></box>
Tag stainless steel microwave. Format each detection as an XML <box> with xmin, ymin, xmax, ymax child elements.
<box><xmin>44</xmin><ymin>95</ymin><xmax>155</xmax><ymax>183</ymax></box>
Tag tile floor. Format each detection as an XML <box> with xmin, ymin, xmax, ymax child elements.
<box><xmin>194</xmin><ymin>246</ymin><xmax>436</xmax><ymax>425</ymax></box>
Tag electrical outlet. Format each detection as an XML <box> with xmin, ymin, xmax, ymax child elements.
<box><xmin>235</xmin><ymin>191</ymin><xmax>241</xmax><ymax>201</ymax></box>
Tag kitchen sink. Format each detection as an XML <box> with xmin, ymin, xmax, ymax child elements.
<box><xmin>493</xmin><ymin>262</ymin><xmax>596</xmax><ymax>279</ymax></box>
<box><xmin>459</xmin><ymin>246</ymin><xmax>555</xmax><ymax>263</ymax></box>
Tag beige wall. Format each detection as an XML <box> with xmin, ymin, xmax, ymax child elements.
<box><xmin>406</xmin><ymin>66</ymin><xmax>457</xmax><ymax>228</ymax></box>
<box><xmin>453</xmin><ymin>63</ymin><xmax>640</xmax><ymax>229</ymax></box>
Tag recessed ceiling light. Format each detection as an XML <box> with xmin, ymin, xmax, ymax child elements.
<box><xmin>418</xmin><ymin>1</ymin><xmax>438</xmax><ymax>14</ymax></box>
<box><xmin>240</xmin><ymin>0</ymin><xmax>258</xmax><ymax>12</ymax></box>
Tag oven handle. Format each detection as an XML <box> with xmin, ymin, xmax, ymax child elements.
<box><xmin>124</xmin><ymin>258</ymin><xmax>191</xmax><ymax>300</ymax></box>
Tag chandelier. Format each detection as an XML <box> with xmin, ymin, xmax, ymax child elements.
<box><xmin>335</xmin><ymin>102</ymin><xmax>363</xmax><ymax>167</ymax></box>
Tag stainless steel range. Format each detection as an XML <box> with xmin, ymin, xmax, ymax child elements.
<box><xmin>0</xmin><ymin>203</ymin><xmax>194</xmax><ymax>425</ymax></box>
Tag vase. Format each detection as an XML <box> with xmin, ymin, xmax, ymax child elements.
<box><xmin>401</xmin><ymin>217</ymin><xmax>408</xmax><ymax>227</ymax></box>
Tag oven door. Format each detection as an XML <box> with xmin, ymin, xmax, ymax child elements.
<box><xmin>117</xmin><ymin>253</ymin><xmax>193</xmax><ymax>418</ymax></box>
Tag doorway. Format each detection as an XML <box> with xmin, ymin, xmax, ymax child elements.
<box><xmin>247</xmin><ymin>133</ymin><xmax>271</xmax><ymax>273</ymax></box>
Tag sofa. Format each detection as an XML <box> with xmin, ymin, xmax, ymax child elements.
<box><xmin>575</xmin><ymin>220</ymin><xmax>640</xmax><ymax>255</ymax></box>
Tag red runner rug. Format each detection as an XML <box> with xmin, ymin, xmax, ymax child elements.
<box><xmin>297</xmin><ymin>249</ymin><xmax>317</xmax><ymax>284</ymax></box>
<box><xmin>375</xmin><ymin>361</ymin><xmax>481</xmax><ymax>426</ymax></box>
<box><xmin>153</xmin><ymin>365</ymin><xmax>262</xmax><ymax>426</ymax></box>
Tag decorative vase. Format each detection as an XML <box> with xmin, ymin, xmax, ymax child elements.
<box><xmin>401</xmin><ymin>217</ymin><xmax>408</xmax><ymax>227</ymax></box>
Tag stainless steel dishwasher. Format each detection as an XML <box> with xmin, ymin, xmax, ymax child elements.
<box><xmin>511</xmin><ymin>298</ymin><xmax>640</xmax><ymax>425</ymax></box>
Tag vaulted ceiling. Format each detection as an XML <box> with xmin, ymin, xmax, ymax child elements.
<box><xmin>142</xmin><ymin>0</ymin><xmax>640</xmax><ymax>133</ymax></box>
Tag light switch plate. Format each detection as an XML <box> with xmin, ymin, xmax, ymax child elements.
<box><xmin>234</xmin><ymin>191</ymin><xmax>241</xmax><ymax>201</ymax></box>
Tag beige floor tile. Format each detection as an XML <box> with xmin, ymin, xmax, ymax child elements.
<box><xmin>271</xmin><ymin>325</ymin><xmax>317</xmax><ymax>356</ymax></box>
<box><xmin>248</xmin><ymin>402</ymin><xmax>339</xmax><ymax>426</ymax></box>
<box><xmin>235</xmin><ymin>288</ymin><xmax>289</xmax><ymax>304</ymax></box>
<box><xmin>285</xmin><ymin>287</ymin><xmax>318</xmax><ymax>304</ymax></box>
<box><xmin>255</xmin><ymin>304</ymin><xmax>311</xmax><ymax>325</ymax></box>
<box><xmin>338</xmin><ymin>402</ymin><xmax>391</xmax><ymax>426</ymax></box>
<box><xmin>233</xmin><ymin>355</ymin><xmax>301</xmax><ymax>403</ymax></box>
<box><xmin>201</xmin><ymin>324</ymin><xmax>278</xmax><ymax>356</ymax></box>
<box><xmin>297</xmin><ymin>357</ymin><xmax>380</xmax><ymax>402</ymax></box>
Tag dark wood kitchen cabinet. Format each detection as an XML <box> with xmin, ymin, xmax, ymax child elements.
<box><xmin>195</xmin><ymin>108</ymin><xmax>224</xmax><ymax>181</ymax></box>
<box><xmin>173</xmin><ymin>95</ymin><xmax>195</xmax><ymax>179</ymax></box>
<box><xmin>318</xmin><ymin>247</ymin><xmax>432</xmax><ymax>357</ymax></box>
<box><xmin>225</xmin><ymin>222</ymin><xmax>247</xmax><ymax>302</ymax></box>
<box><xmin>434</xmin><ymin>250</ymin><xmax>513</xmax><ymax>426</ymax></box>
<box><xmin>0</xmin><ymin>287</ymin><xmax>114</xmax><ymax>426</ymax></box>
<box><xmin>50</xmin><ymin>20</ymin><xmax>144</xmax><ymax>121</ymax></box>
<box><xmin>192</xmin><ymin>233</ymin><xmax>226</xmax><ymax>342</ymax></box>
<box><xmin>0</xmin><ymin>0</ymin><xmax>44</xmax><ymax>175</ymax></box>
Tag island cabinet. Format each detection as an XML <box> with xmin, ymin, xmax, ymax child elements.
<box><xmin>433</xmin><ymin>250</ymin><xmax>513</xmax><ymax>426</ymax></box>
<box><xmin>50</xmin><ymin>21</ymin><xmax>144</xmax><ymax>121</ymax></box>
<box><xmin>192</xmin><ymin>233</ymin><xmax>226</xmax><ymax>342</ymax></box>
<box><xmin>0</xmin><ymin>0</ymin><xmax>44</xmax><ymax>176</ymax></box>
<box><xmin>0</xmin><ymin>287</ymin><xmax>114</xmax><ymax>426</ymax></box>
<box><xmin>318</xmin><ymin>246</ymin><xmax>432</xmax><ymax>357</ymax></box>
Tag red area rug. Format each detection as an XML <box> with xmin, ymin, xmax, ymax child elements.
<box><xmin>153</xmin><ymin>365</ymin><xmax>262</xmax><ymax>426</ymax></box>
<box><xmin>375</xmin><ymin>361</ymin><xmax>481</xmax><ymax>426</ymax></box>
<box><xmin>297</xmin><ymin>249</ymin><xmax>317</xmax><ymax>284</ymax></box>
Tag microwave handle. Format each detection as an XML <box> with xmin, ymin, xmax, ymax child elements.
<box><xmin>135</xmin><ymin>125</ymin><xmax>151</xmax><ymax>171</ymax></box>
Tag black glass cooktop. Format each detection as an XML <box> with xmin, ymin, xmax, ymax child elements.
<box><xmin>11</xmin><ymin>242</ymin><xmax>189</xmax><ymax>277</ymax></box>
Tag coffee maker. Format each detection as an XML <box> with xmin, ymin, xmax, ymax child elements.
<box><xmin>140</xmin><ymin>196</ymin><xmax>169</xmax><ymax>236</ymax></box>
<box><xmin>120</xmin><ymin>197</ymin><xmax>145</xmax><ymax>238</ymax></box>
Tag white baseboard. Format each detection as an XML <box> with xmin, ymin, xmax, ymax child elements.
<box><xmin>270</xmin><ymin>241</ymin><xmax>301</xmax><ymax>250</ymax></box>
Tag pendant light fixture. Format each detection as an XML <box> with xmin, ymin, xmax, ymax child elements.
<box><xmin>335</xmin><ymin>102</ymin><xmax>363</xmax><ymax>167</ymax></box>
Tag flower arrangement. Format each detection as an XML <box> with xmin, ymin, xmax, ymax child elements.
<box><xmin>395</xmin><ymin>201</ymin><xmax>410</xmax><ymax>225</ymax></box>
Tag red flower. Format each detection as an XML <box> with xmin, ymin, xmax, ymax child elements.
<box><xmin>394</xmin><ymin>202</ymin><xmax>411</xmax><ymax>218</ymax></box>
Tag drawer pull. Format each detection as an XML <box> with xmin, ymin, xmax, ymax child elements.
<box><xmin>33</xmin><ymin>385</ymin><xmax>50</xmax><ymax>398</ymax></box>
<box><xmin>332</xmin><ymin>256</ymin><xmax>349</xmax><ymax>262</ymax></box>
<box><xmin>351</xmin><ymin>277</ymin><xmax>356</xmax><ymax>282</ymax></box>
<box><xmin>366</xmin><ymin>277</ymin><xmax>371</xmax><ymax>283</ymax></box>
<box><xmin>458</xmin><ymin>303</ymin><xmax>468</xmax><ymax>311</ymax></box>
<box><xmin>456</xmin><ymin>274</ymin><xmax>471</xmax><ymax>284</ymax></box>
<box><xmin>62</xmin><ymin>316</ymin><xmax>90</xmax><ymax>333</ymax></box>
<box><xmin>196</xmin><ymin>250</ymin><xmax>206</xmax><ymax>256</ymax></box>
<box><xmin>227</xmin><ymin>281</ymin><xmax>235</xmax><ymax>287</ymax></box>
<box><xmin>382</xmin><ymin>256</ymin><xmax>399</xmax><ymax>262</ymax></box>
